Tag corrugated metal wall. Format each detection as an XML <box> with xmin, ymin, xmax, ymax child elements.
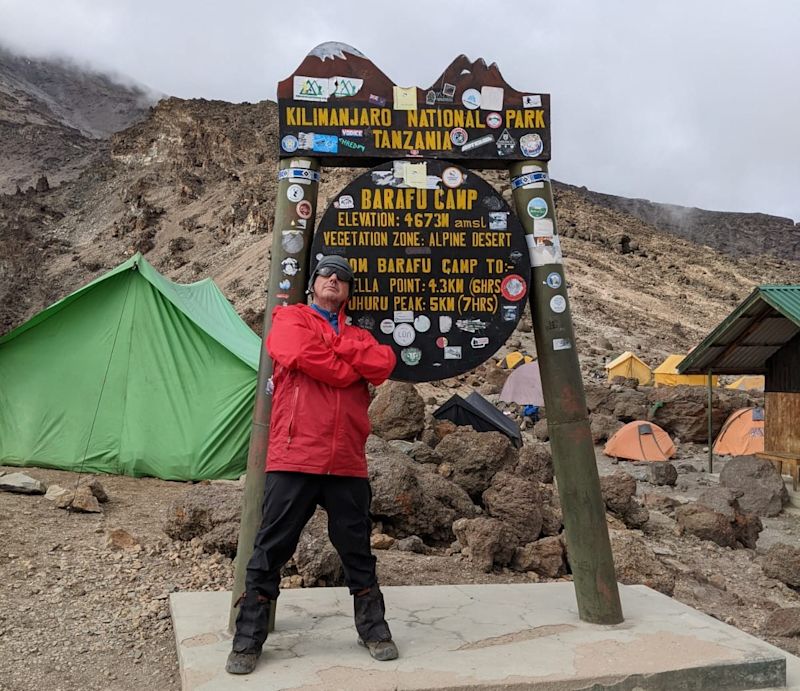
<box><xmin>766</xmin><ymin>333</ymin><xmax>800</xmax><ymax>392</ymax></box>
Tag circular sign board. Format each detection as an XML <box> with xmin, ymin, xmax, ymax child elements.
<box><xmin>311</xmin><ymin>159</ymin><xmax>531</xmax><ymax>382</ymax></box>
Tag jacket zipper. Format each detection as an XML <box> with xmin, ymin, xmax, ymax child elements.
<box><xmin>329</xmin><ymin>388</ymin><xmax>340</xmax><ymax>473</ymax></box>
<box><xmin>286</xmin><ymin>384</ymin><xmax>300</xmax><ymax>448</ymax></box>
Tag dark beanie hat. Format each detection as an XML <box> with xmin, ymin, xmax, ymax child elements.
<box><xmin>307</xmin><ymin>255</ymin><xmax>354</xmax><ymax>293</ymax></box>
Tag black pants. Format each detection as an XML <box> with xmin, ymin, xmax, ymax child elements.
<box><xmin>245</xmin><ymin>471</ymin><xmax>377</xmax><ymax>599</ymax></box>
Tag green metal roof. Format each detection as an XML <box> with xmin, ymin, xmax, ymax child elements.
<box><xmin>679</xmin><ymin>286</ymin><xmax>800</xmax><ymax>375</ymax></box>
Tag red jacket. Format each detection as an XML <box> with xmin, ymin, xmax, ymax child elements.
<box><xmin>265</xmin><ymin>303</ymin><xmax>396</xmax><ymax>477</ymax></box>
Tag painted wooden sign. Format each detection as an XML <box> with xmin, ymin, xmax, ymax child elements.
<box><xmin>278</xmin><ymin>42</ymin><xmax>550</xmax><ymax>168</ymax></box>
<box><xmin>310</xmin><ymin>159</ymin><xmax>531</xmax><ymax>382</ymax></box>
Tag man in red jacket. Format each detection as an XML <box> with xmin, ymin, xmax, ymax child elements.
<box><xmin>226</xmin><ymin>255</ymin><xmax>398</xmax><ymax>675</ymax></box>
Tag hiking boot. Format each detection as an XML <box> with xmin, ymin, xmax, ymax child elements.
<box><xmin>225</xmin><ymin>649</ymin><xmax>261</xmax><ymax>674</ymax></box>
<box><xmin>353</xmin><ymin>584</ymin><xmax>392</xmax><ymax>643</ymax></box>
<box><xmin>358</xmin><ymin>637</ymin><xmax>399</xmax><ymax>661</ymax></box>
<box><xmin>226</xmin><ymin>591</ymin><xmax>271</xmax><ymax>675</ymax></box>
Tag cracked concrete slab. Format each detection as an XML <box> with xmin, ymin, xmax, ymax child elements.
<box><xmin>171</xmin><ymin>583</ymin><xmax>799</xmax><ymax>690</ymax></box>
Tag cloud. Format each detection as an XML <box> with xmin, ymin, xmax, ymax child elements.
<box><xmin>1</xmin><ymin>0</ymin><xmax>797</xmax><ymax>220</ymax></box>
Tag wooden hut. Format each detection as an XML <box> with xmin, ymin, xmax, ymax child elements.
<box><xmin>679</xmin><ymin>286</ymin><xmax>800</xmax><ymax>489</ymax></box>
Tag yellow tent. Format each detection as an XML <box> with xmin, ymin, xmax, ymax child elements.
<box><xmin>726</xmin><ymin>375</ymin><xmax>765</xmax><ymax>392</ymax></box>
<box><xmin>605</xmin><ymin>351</ymin><xmax>652</xmax><ymax>385</ymax></box>
<box><xmin>653</xmin><ymin>354</ymin><xmax>719</xmax><ymax>387</ymax></box>
<box><xmin>497</xmin><ymin>352</ymin><xmax>534</xmax><ymax>370</ymax></box>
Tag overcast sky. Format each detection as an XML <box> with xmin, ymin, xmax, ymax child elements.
<box><xmin>1</xmin><ymin>0</ymin><xmax>798</xmax><ymax>221</ymax></box>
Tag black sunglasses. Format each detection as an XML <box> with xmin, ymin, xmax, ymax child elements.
<box><xmin>317</xmin><ymin>265</ymin><xmax>353</xmax><ymax>281</ymax></box>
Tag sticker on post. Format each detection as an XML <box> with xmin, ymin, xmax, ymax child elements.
<box><xmin>380</xmin><ymin>319</ymin><xmax>395</xmax><ymax>334</ymax></box>
<box><xmin>278</xmin><ymin>167</ymin><xmax>320</xmax><ymax>183</ymax></box>
<box><xmin>520</xmin><ymin>133</ymin><xmax>544</xmax><ymax>157</ymax></box>
<box><xmin>393</xmin><ymin>323</ymin><xmax>416</xmax><ymax>346</ymax></box>
<box><xmin>533</xmin><ymin>218</ymin><xmax>555</xmax><ymax>238</ymax></box>
<box><xmin>526</xmin><ymin>234</ymin><xmax>563</xmax><ymax>267</ymax></box>
<box><xmin>279</xmin><ymin>279</ymin><xmax>291</xmax><ymax>290</ymax></box>
<box><xmin>489</xmin><ymin>212</ymin><xmax>508</xmax><ymax>230</ymax></box>
<box><xmin>281</xmin><ymin>258</ymin><xmax>300</xmax><ymax>276</ymax></box>
<box><xmin>545</xmin><ymin>272</ymin><xmax>562</xmax><ymax>289</ymax></box>
<box><xmin>401</xmin><ymin>347</ymin><xmax>422</xmax><ymax>366</ymax></box>
<box><xmin>441</xmin><ymin>167</ymin><xmax>464</xmax><ymax>188</ymax></box>
<box><xmin>281</xmin><ymin>135</ymin><xmax>299</xmax><ymax>153</ymax></box>
<box><xmin>329</xmin><ymin>76</ymin><xmax>363</xmax><ymax>98</ymax></box>
<box><xmin>413</xmin><ymin>315</ymin><xmax>431</xmax><ymax>332</ymax></box>
<box><xmin>550</xmin><ymin>295</ymin><xmax>566</xmax><ymax>314</ymax></box>
<box><xmin>461</xmin><ymin>88</ymin><xmax>480</xmax><ymax>109</ymax></box>
<box><xmin>501</xmin><ymin>275</ymin><xmax>527</xmax><ymax>302</ymax></box>
<box><xmin>462</xmin><ymin>134</ymin><xmax>494</xmax><ymax>152</ymax></box>
<box><xmin>296</xmin><ymin>200</ymin><xmax>313</xmax><ymax>219</ymax></box>
<box><xmin>511</xmin><ymin>169</ymin><xmax>548</xmax><ymax>190</ymax></box>
<box><xmin>394</xmin><ymin>310</ymin><xmax>414</xmax><ymax>323</ymax></box>
<box><xmin>281</xmin><ymin>230</ymin><xmax>304</xmax><ymax>254</ymax></box>
<box><xmin>334</xmin><ymin>195</ymin><xmax>354</xmax><ymax>209</ymax></box>
<box><xmin>293</xmin><ymin>76</ymin><xmax>328</xmax><ymax>102</ymax></box>
<box><xmin>527</xmin><ymin>197</ymin><xmax>548</xmax><ymax>219</ymax></box>
<box><xmin>456</xmin><ymin>319</ymin><xmax>488</xmax><ymax>333</ymax></box>
<box><xmin>444</xmin><ymin>346</ymin><xmax>463</xmax><ymax>360</ymax></box>
<box><xmin>480</xmin><ymin>86</ymin><xmax>504</xmax><ymax>111</ymax></box>
<box><xmin>287</xmin><ymin>184</ymin><xmax>304</xmax><ymax>202</ymax></box>
<box><xmin>553</xmin><ymin>338</ymin><xmax>572</xmax><ymax>351</ymax></box>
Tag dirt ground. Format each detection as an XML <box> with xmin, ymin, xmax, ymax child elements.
<box><xmin>1</xmin><ymin>452</ymin><xmax>798</xmax><ymax>691</ymax></box>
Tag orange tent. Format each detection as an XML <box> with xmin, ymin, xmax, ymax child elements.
<box><xmin>604</xmin><ymin>421</ymin><xmax>676</xmax><ymax>462</ymax></box>
<box><xmin>713</xmin><ymin>407</ymin><xmax>765</xmax><ymax>456</ymax></box>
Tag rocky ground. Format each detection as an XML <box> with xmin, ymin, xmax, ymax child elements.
<box><xmin>2</xmin><ymin>378</ymin><xmax>800</xmax><ymax>691</ymax></box>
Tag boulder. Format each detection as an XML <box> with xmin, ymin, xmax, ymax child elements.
<box><xmin>512</xmin><ymin>536</ymin><xmax>565</xmax><ymax>578</ymax></box>
<box><xmin>584</xmin><ymin>382</ymin><xmax>614</xmax><ymax>414</ymax></box>
<box><xmin>452</xmin><ymin>516</ymin><xmax>518</xmax><ymax>572</ymax></box>
<box><xmin>0</xmin><ymin>472</ymin><xmax>46</xmax><ymax>494</ymax></box>
<box><xmin>368</xmin><ymin>447</ymin><xmax>480</xmax><ymax>543</ymax></box>
<box><xmin>433</xmin><ymin>428</ymin><xmax>516</xmax><ymax>501</ymax></box>
<box><xmin>647</xmin><ymin>462</ymin><xmax>678</xmax><ymax>487</ymax></box>
<box><xmin>292</xmin><ymin>509</ymin><xmax>343</xmax><ymax>587</ymax></box>
<box><xmin>370</xmin><ymin>533</ymin><xmax>396</xmax><ymax>549</ymax></box>
<box><xmin>590</xmin><ymin>413</ymin><xmax>623</xmax><ymax>444</ymax></box>
<box><xmin>57</xmin><ymin>485</ymin><xmax>102</xmax><ymax>513</ymax></box>
<box><xmin>533</xmin><ymin>419</ymin><xmax>549</xmax><ymax>441</ymax></box>
<box><xmin>763</xmin><ymin>608</ymin><xmax>800</xmax><ymax>637</ymax></box>
<box><xmin>394</xmin><ymin>535</ymin><xmax>429</xmax><ymax>554</ymax></box>
<box><xmin>368</xmin><ymin>381</ymin><xmax>425</xmax><ymax>440</ymax></box>
<box><xmin>106</xmin><ymin>528</ymin><xmax>141</xmax><ymax>551</ymax></box>
<box><xmin>163</xmin><ymin>482</ymin><xmax>241</xmax><ymax>556</ymax></box>
<box><xmin>611</xmin><ymin>388</ymin><xmax>649</xmax><ymax>422</ymax></box>
<box><xmin>480</xmin><ymin>365</ymin><xmax>510</xmax><ymax>395</ymax></box>
<box><xmin>675</xmin><ymin>487</ymin><xmax>762</xmax><ymax>549</ymax></box>
<box><xmin>514</xmin><ymin>441</ymin><xmax>554</xmax><ymax>484</ymax></box>
<box><xmin>719</xmin><ymin>455</ymin><xmax>788</xmax><ymax>517</ymax></box>
<box><xmin>600</xmin><ymin>471</ymin><xmax>637</xmax><ymax>515</ymax></box>
<box><xmin>44</xmin><ymin>484</ymin><xmax>72</xmax><ymax>502</ymax></box>
<box><xmin>482</xmin><ymin>472</ymin><xmax>542</xmax><ymax>543</ymax></box>
<box><xmin>80</xmin><ymin>477</ymin><xmax>109</xmax><ymax>503</ymax></box>
<box><xmin>539</xmin><ymin>483</ymin><xmax>563</xmax><ymax>536</ymax></box>
<box><xmin>609</xmin><ymin>529</ymin><xmax>675</xmax><ymax>595</ymax></box>
<box><xmin>760</xmin><ymin>543</ymin><xmax>800</xmax><ymax>588</ymax></box>
<box><xmin>648</xmin><ymin>386</ymin><xmax>748</xmax><ymax>443</ymax></box>
<box><xmin>388</xmin><ymin>439</ymin><xmax>437</xmax><ymax>464</ymax></box>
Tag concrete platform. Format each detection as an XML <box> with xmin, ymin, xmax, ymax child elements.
<box><xmin>171</xmin><ymin>583</ymin><xmax>800</xmax><ymax>690</ymax></box>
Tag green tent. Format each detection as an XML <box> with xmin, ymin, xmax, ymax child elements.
<box><xmin>0</xmin><ymin>253</ymin><xmax>260</xmax><ymax>481</ymax></box>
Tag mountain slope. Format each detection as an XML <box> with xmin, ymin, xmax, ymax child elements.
<box><xmin>0</xmin><ymin>46</ymin><xmax>155</xmax><ymax>193</ymax></box>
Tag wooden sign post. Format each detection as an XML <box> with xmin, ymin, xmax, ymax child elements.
<box><xmin>231</xmin><ymin>41</ymin><xmax>622</xmax><ymax>628</ymax></box>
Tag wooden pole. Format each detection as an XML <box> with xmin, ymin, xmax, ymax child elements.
<box><xmin>707</xmin><ymin>370</ymin><xmax>714</xmax><ymax>474</ymax></box>
<box><xmin>508</xmin><ymin>161</ymin><xmax>623</xmax><ymax>625</ymax></box>
<box><xmin>229</xmin><ymin>157</ymin><xmax>321</xmax><ymax>631</ymax></box>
